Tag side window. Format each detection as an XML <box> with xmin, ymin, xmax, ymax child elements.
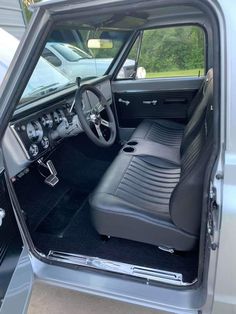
<box><xmin>118</xmin><ymin>25</ymin><xmax>205</xmax><ymax>79</ymax></box>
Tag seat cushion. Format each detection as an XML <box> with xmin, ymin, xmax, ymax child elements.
<box><xmin>90</xmin><ymin>153</ymin><xmax>197</xmax><ymax>251</ymax></box>
<box><xmin>131</xmin><ymin>119</ymin><xmax>185</xmax><ymax>147</ymax></box>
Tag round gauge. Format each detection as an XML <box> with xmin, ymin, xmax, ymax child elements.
<box><xmin>29</xmin><ymin>144</ymin><xmax>39</xmax><ymax>157</ymax></box>
<box><xmin>41</xmin><ymin>136</ymin><xmax>50</xmax><ymax>149</ymax></box>
<box><xmin>41</xmin><ymin>114</ymin><xmax>53</xmax><ymax>128</ymax></box>
<box><xmin>26</xmin><ymin>121</ymin><xmax>43</xmax><ymax>143</ymax></box>
<box><xmin>53</xmin><ymin>111</ymin><xmax>60</xmax><ymax>124</ymax></box>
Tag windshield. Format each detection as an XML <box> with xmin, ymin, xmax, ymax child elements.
<box><xmin>0</xmin><ymin>61</ymin><xmax>8</xmax><ymax>85</ymax></box>
<box><xmin>19</xmin><ymin>27</ymin><xmax>131</xmax><ymax>106</ymax></box>
<box><xmin>20</xmin><ymin>57</ymin><xmax>72</xmax><ymax>103</ymax></box>
<box><xmin>0</xmin><ymin>28</ymin><xmax>19</xmax><ymax>85</ymax></box>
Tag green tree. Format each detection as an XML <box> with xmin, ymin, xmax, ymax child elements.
<box><xmin>138</xmin><ymin>26</ymin><xmax>204</xmax><ymax>73</ymax></box>
<box><xmin>22</xmin><ymin>0</ymin><xmax>41</xmax><ymax>23</ymax></box>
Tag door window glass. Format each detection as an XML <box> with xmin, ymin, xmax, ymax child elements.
<box><xmin>118</xmin><ymin>25</ymin><xmax>205</xmax><ymax>79</ymax></box>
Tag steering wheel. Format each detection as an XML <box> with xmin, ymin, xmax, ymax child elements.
<box><xmin>74</xmin><ymin>84</ymin><xmax>117</xmax><ymax>147</ymax></box>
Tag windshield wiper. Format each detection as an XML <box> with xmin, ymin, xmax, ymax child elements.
<box><xmin>26</xmin><ymin>83</ymin><xmax>62</xmax><ymax>97</ymax></box>
<box><xmin>77</xmin><ymin>57</ymin><xmax>92</xmax><ymax>61</ymax></box>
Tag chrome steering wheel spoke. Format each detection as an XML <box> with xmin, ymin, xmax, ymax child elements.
<box><xmin>101</xmin><ymin>119</ymin><xmax>111</xmax><ymax>128</ymax></box>
<box><xmin>94</xmin><ymin>124</ymin><xmax>106</xmax><ymax>143</ymax></box>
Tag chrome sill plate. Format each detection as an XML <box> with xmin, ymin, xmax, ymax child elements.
<box><xmin>47</xmin><ymin>250</ymin><xmax>196</xmax><ymax>286</ymax></box>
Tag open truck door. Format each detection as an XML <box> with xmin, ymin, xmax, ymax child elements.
<box><xmin>0</xmin><ymin>149</ymin><xmax>33</xmax><ymax>314</ymax></box>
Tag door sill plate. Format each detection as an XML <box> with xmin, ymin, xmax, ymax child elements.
<box><xmin>47</xmin><ymin>250</ymin><xmax>196</xmax><ymax>286</ymax></box>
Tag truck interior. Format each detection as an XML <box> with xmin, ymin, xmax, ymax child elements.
<box><xmin>3</xmin><ymin>0</ymin><xmax>220</xmax><ymax>288</ymax></box>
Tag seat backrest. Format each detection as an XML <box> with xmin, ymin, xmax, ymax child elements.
<box><xmin>170</xmin><ymin>72</ymin><xmax>214</xmax><ymax>235</ymax></box>
<box><xmin>187</xmin><ymin>68</ymin><xmax>213</xmax><ymax>119</ymax></box>
<box><xmin>180</xmin><ymin>68</ymin><xmax>213</xmax><ymax>155</ymax></box>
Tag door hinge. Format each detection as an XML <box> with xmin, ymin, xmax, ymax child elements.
<box><xmin>208</xmin><ymin>184</ymin><xmax>219</xmax><ymax>250</ymax></box>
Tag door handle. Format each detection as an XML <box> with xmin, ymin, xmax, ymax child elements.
<box><xmin>118</xmin><ymin>98</ymin><xmax>130</xmax><ymax>106</ymax></box>
<box><xmin>143</xmin><ymin>100</ymin><xmax>158</xmax><ymax>106</ymax></box>
<box><xmin>0</xmin><ymin>208</ymin><xmax>5</xmax><ymax>226</ymax></box>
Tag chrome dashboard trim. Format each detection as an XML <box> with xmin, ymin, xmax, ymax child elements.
<box><xmin>10</xmin><ymin>124</ymin><xmax>31</xmax><ymax>160</ymax></box>
<box><xmin>9</xmin><ymin>100</ymin><xmax>78</xmax><ymax>161</ymax></box>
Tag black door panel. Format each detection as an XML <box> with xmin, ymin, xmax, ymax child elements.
<box><xmin>112</xmin><ymin>77</ymin><xmax>203</xmax><ymax>128</ymax></box>
<box><xmin>114</xmin><ymin>90</ymin><xmax>195</xmax><ymax>127</ymax></box>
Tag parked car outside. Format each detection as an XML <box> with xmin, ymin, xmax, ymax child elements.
<box><xmin>43</xmin><ymin>42</ymin><xmax>145</xmax><ymax>80</ymax></box>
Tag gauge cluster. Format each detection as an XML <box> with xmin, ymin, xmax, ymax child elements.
<box><xmin>11</xmin><ymin>101</ymin><xmax>82</xmax><ymax>160</ymax></box>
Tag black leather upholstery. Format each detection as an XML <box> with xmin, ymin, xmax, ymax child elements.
<box><xmin>90</xmin><ymin>154</ymin><xmax>197</xmax><ymax>251</ymax></box>
<box><xmin>90</xmin><ymin>69</ymin><xmax>213</xmax><ymax>251</ymax></box>
<box><xmin>130</xmin><ymin>119</ymin><xmax>185</xmax><ymax>147</ymax></box>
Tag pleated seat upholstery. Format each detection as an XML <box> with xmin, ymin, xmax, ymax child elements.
<box><xmin>130</xmin><ymin>119</ymin><xmax>184</xmax><ymax>147</ymax></box>
<box><xmin>114</xmin><ymin>156</ymin><xmax>180</xmax><ymax>219</ymax></box>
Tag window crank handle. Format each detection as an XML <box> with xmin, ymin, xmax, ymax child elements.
<box><xmin>118</xmin><ymin>98</ymin><xmax>130</xmax><ymax>106</ymax></box>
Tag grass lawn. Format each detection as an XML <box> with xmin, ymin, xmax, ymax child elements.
<box><xmin>146</xmin><ymin>68</ymin><xmax>204</xmax><ymax>78</ymax></box>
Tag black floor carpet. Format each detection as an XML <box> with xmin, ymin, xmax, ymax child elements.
<box><xmin>36</xmin><ymin>189</ymin><xmax>88</xmax><ymax>237</ymax></box>
<box><xmin>14</xmin><ymin>136</ymin><xmax>198</xmax><ymax>284</ymax></box>
<box><xmin>31</xmin><ymin>193</ymin><xmax>198</xmax><ymax>283</ymax></box>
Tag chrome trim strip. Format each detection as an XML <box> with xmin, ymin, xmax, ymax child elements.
<box><xmin>9</xmin><ymin>124</ymin><xmax>30</xmax><ymax>160</ymax></box>
<box><xmin>47</xmin><ymin>250</ymin><xmax>197</xmax><ymax>286</ymax></box>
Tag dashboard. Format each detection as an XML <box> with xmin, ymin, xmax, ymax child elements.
<box><xmin>3</xmin><ymin>77</ymin><xmax>112</xmax><ymax>178</ymax></box>
<box><xmin>11</xmin><ymin>100</ymin><xmax>81</xmax><ymax>160</ymax></box>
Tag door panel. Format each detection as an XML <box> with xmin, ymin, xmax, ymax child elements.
<box><xmin>0</xmin><ymin>171</ymin><xmax>22</xmax><ymax>301</ymax></box>
<box><xmin>112</xmin><ymin>77</ymin><xmax>203</xmax><ymax>128</ymax></box>
<box><xmin>0</xmin><ymin>151</ymin><xmax>33</xmax><ymax>313</ymax></box>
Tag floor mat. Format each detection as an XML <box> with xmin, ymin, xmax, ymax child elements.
<box><xmin>36</xmin><ymin>189</ymin><xmax>88</xmax><ymax>237</ymax></box>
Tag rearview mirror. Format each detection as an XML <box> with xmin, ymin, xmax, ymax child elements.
<box><xmin>87</xmin><ymin>39</ymin><xmax>113</xmax><ymax>49</ymax></box>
